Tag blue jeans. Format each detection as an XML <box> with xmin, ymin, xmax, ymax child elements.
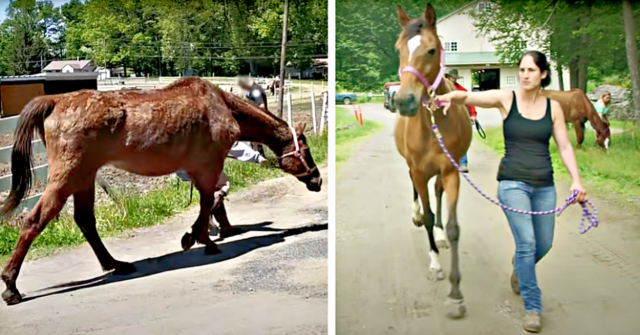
<box><xmin>460</xmin><ymin>153</ymin><xmax>468</xmax><ymax>166</ymax></box>
<box><xmin>497</xmin><ymin>180</ymin><xmax>557</xmax><ymax>313</ymax></box>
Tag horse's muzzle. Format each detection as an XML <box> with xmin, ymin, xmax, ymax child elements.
<box><xmin>306</xmin><ymin>176</ymin><xmax>322</xmax><ymax>192</ymax></box>
<box><xmin>395</xmin><ymin>93</ymin><xmax>419</xmax><ymax>117</ymax></box>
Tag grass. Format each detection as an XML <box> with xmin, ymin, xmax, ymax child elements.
<box><xmin>335</xmin><ymin>106</ymin><xmax>384</xmax><ymax>174</ymax></box>
<box><xmin>476</xmin><ymin>125</ymin><xmax>640</xmax><ymax>211</ymax></box>
<box><xmin>0</xmin><ymin>130</ymin><xmax>328</xmax><ymax>265</ymax></box>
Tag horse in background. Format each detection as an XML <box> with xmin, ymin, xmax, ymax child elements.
<box><xmin>539</xmin><ymin>89</ymin><xmax>611</xmax><ymax>149</ymax></box>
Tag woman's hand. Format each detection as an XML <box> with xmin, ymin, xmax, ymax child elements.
<box><xmin>436</xmin><ymin>92</ymin><xmax>456</xmax><ymax>116</ymax></box>
<box><xmin>570</xmin><ymin>181</ymin><xmax>588</xmax><ymax>204</ymax></box>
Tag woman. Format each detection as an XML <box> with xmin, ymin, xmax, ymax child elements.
<box><xmin>437</xmin><ymin>51</ymin><xmax>588</xmax><ymax>333</ymax></box>
<box><xmin>593</xmin><ymin>91</ymin><xmax>611</xmax><ymax>127</ymax></box>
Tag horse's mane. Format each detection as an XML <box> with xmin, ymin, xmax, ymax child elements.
<box><xmin>220</xmin><ymin>87</ymin><xmax>289</xmax><ymax>128</ymax></box>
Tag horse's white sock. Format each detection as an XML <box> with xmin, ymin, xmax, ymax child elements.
<box><xmin>429</xmin><ymin>250</ymin><xmax>442</xmax><ymax>271</ymax></box>
<box><xmin>412</xmin><ymin>199</ymin><xmax>423</xmax><ymax>222</ymax></box>
<box><xmin>435</xmin><ymin>226</ymin><xmax>447</xmax><ymax>242</ymax></box>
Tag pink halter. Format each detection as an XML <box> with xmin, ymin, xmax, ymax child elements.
<box><xmin>398</xmin><ymin>48</ymin><xmax>448</xmax><ymax>108</ymax></box>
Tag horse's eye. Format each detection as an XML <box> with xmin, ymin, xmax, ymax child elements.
<box><xmin>428</xmin><ymin>48</ymin><xmax>436</xmax><ymax>55</ymax></box>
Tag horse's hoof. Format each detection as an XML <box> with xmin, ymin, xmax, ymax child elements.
<box><xmin>429</xmin><ymin>268</ymin><xmax>445</xmax><ymax>281</ymax></box>
<box><xmin>412</xmin><ymin>218</ymin><xmax>424</xmax><ymax>227</ymax></box>
<box><xmin>204</xmin><ymin>244</ymin><xmax>221</xmax><ymax>255</ymax></box>
<box><xmin>181</xmin><ymin>233</ymin><xmax>195</xmax><ymax>251</ymax></box>
<box><xmin>2</xmin><ymin>288</ymin><xmax>23</xmax><ymax>306</ymax></box>
<box><xmin>111</xmin><ymin>261</ymin><xmax>136</xmax><ymax>276</ymax></box>
<box><xmin>444</xmin><ymin>297</ymin><xmax>467</xmax><ymax>319</ymax></box>
<box><xmin>436</xmin><ymin>239</ymin><xmax>450</xmax><ymax>249</ymax></box>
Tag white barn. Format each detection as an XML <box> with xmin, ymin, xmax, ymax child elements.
<box><xmin>436</xmin><ymin>0</ymin><xmax>571</xmax><ymax>92</ymax></box>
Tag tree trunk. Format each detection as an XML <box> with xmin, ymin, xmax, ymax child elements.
<box><xmin>622</xmin><ymin>0</ymin><xmax>640</xmax><ymax>123</ymax></box>
<box><xmin>557</xmin><ymin>62</ymin><xmax>565</xmax><ymax>91</ymax></box>
<box><xmin>569</xmin><ymin>58</ymin><xmax>579</xmax><ymax>89</ymax></box>
<box><xmin>577</xmin><ymin>5</ymin><xmax>591</xmax><ymax>92</ymax></box>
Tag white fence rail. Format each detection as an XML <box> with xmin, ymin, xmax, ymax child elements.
<box><xmin>0</xmin><ymin>116</ymin><xmax>49</xmax><ymax>215</ymax></box>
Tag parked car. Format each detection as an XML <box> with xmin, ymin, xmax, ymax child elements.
<box><xmin>383</xmin><ymin>82</ymin><xmax>401</xmax><ymax>111</ymax></box>
<box><xmin>336</xmin><ymin>92</ymin><xmax>357</xmax><ymax>105</ymax></box>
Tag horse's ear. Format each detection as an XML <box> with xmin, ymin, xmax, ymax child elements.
<box><xmin>424</xmin><ymin>3</ymin><xmax>436</xmax><ymax>27</ymax></box>
<box><xmin>296</xmin><ymin>123</ymin><xmax>307</xmax><ymax>135</ymax></box>
<box><xmin>397</xmin><ymin>6</ymin><xmax>410</xmax><ymax>27</ymax></box>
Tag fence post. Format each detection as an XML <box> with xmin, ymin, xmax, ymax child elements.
<box><xmin>287</xmin><ymin>92</ymin><xmax>293</xmax><ymax>126</ymax></box>
<box><xmin>320</xmin><ymin>91</ymin><xmax>328</xmax><ymax>133</ymax></box>
<box><xmin>311</xmin><ymin>90</ymin><xmax>317</xmax><ymax>134</ymax></box>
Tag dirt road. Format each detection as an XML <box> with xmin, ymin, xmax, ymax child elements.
<box><xmin>0</xmin><ymin>165</ymin><xmax>328</xmax><ymax>335</ymax></box>
<box><xmin>336</xmin><ymin>104</ymin><xmax>640</xmax><ymax>334</ymax></box>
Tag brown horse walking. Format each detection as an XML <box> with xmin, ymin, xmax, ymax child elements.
<box><xmin>0</xmin><ymin>77</ymin><xmax>322</xmax><ymax>306</ymax></box>
<box><xmin>539</xmin><ymin>89</ymin><xmax>611</xmax><ymax>149</ymax></box>
<box><xmin>393</xmin><ymin>4</ymin><xmax>472</xmax><ymax>319</ymax></box>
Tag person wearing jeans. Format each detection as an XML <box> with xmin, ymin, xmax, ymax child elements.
<box><xmin>437</xmin><ymin>50</ymin><xmax>588</xmax><ymax>333</ymax></box>
<box><xmin>445</xmin><ymin>69</ymin><xmax>476</xmax><ymax>173</ymax></box>
<box><xmin>497</xmin><ymin>180</ymin><xmax>557</xmax><ymax>314</ymax></box>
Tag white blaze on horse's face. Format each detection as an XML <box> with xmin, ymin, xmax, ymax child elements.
<box><xmin>407</xmin><ymin>35</ymin><xmax>422</xmax><ymax>62</ymax></box>
<box><xmin>604</xmin><ymin>137</ymin><xmax>610</xmax><ymax>149</ymax></box>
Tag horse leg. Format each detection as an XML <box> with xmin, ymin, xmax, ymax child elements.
<box><xmin>434</xmin><ymin>174</ymin><xmax>449</xmax><ymax>249</ymax></box>
<box><xmin>441</xmin><ymin>171</ymin><xmax>467</xmax><ymax>319</ymax></box>
<box><xmin>1</xmin><ymin>182</ymin><xmax>68</xmax><ymax>305</ymax></box>
<box><xmin>74</xmin><ymin>181</ymin><xmax>135</xmax><ymax>275</ymax></box>
<box><xmin>181</xmin><ymin>173</ymin><xmax>220</xmax><ymax>255</ymax></box>
<box><xmin>574</xmin><ymin>121</ymin><xmax>584</xmax><ymax>149</ymax></box>
<box><xmin>410</xmin><ymin>168</ymin><xmax>444</xmax><ymax>282</ymax></box>
<box><xmin>411</xmin><ymin>171</ymin><xmax>424</xmax><ymax>227</ymax></box>
<box><xmin>214</xmin><ymin>201</ymin><xmax>240</xmax><ymax>239</ymax></box>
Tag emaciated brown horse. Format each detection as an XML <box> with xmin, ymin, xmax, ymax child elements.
<box><xmin>539</xmin><ymin>89</ymin><xmax>611</xmax><ymax>149</ymax></box>
<box><xmin>393</xmin><ymin>4</ymin><xmax>471</xmax><ymax>319</ymax></box>
<box><xmin>0</xmin><ymin>77</ymin><xmax>322</xmax><ymax>305</ymax></box>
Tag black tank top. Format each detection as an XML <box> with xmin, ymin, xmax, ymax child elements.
<box><xmin>497</xmin><ymin>91</ymin><xmax>554</xmax><ymax>186</ymax></box>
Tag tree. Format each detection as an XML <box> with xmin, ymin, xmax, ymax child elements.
<box><xmin>622</xmin><ymin>0</ymin><xmax>640</xmax><ymax>122</ymax></box>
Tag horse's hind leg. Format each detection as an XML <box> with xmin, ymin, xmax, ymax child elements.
<box><xmin>441</xmin><ymin>171</ymin><xmax>466</xmax><ymax>319</ymax></box>
<box><xmin>74</xmin><ymin>181</ymin><xmax>135</xmax><ymax>275</ymax></box>
<box><xmin>434</xmin><ymin>175</ymin><xmax>449</xmax><ymax>249</ymax></box>
<box><xmin>1</xmin><ymin>182</ymin><xmax>68</xmax><ymax>305</ymax></box>
<box><xmin>410</xmin><ymin>169</ymin><xmax>444</xmax><ymax>282</ymax></box>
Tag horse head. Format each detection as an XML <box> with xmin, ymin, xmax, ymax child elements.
<box><xmin>596</xmin><ymin>119</ymin><xmax>611</xmax><ymax>150</ymax></box>
<box><xmin>394</xmin><ymin>3</ymin><xmax>444</xmax><ymax>117</ymax></box>
<box><xmin>276</xmin><ymin>122</ymin><xmax>322</xmax><ymax>192</ymax></box>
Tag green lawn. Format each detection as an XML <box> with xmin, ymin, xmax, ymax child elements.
<box><xmin>476</xmin><ymin>125</ymin><xmax>640</xmax><ymax>211</ymax></box>
<box><xmin>335</xmin><ymin>106</ymin><xmax>384</xmax><ymax>175</ymax></box>
<box><xmin>0</xmin><ymin>130</ymin><xmax>328</xmax><ymax>265</ymax></box>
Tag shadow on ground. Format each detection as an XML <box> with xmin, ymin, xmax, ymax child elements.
<box><xmin>15</xmin><ymin>221</ymin><xmax>328</xmax><ymax>305</ymax></box>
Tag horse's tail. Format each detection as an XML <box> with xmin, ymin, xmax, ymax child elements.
<box><xmin>0</xmin><ymin>96</ymin><xmax>57</xmax><ymax>216</ymax></box>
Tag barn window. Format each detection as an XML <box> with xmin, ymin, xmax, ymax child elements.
<box><xmin>444</xmin><ymin>41</ymin><xmax>458</xmax><ymax>52</ymax></box>
<box><xmin>506</xmin><ymin>75</ymin><xmax>517</xmax><ymax>86</ymax></box>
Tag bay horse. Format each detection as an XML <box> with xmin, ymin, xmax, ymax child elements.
<box><xmin>393</xmin><ymin>4</ymin><xmax>471</xmax><ymax>319</ymax></box>
<box><xmin>0</xmin><ymin>77</ymin><xmax>322</xmax><ymax>306</ymax></box>
<box><xmin>539</xmin><ymin>89</ymin><xmax>611</xmax><ymax>149</ymax></box>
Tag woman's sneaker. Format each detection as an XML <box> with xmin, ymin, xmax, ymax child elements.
<box><xmin>523</xmin><ymin>312</ymin><xmax>541</xmax><ymax>333</ymax></box>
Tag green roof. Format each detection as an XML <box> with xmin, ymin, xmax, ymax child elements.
<box><xmin>444</xmin><ymin>51</ymin><xmax>508</xmax><ymax>65</ymax></box>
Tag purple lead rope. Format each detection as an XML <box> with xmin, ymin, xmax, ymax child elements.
<box><xmin>431</xmin><ymin>123</ymin><xmax>600</xmax><ymax>234</ymax></box>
